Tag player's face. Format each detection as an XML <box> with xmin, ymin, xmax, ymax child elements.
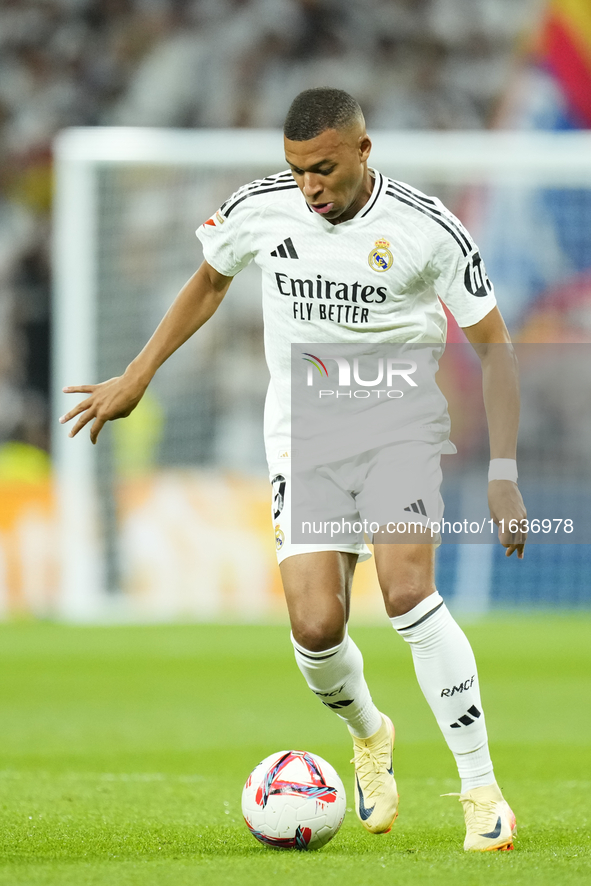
<box><xmin>284</xmin><ymin>124</ymin><xmax>373</xmax><ymax>224</ymax></box>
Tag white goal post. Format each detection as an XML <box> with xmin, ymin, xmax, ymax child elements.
<box><xmin>52</xmin><ymin>128</ymin><xmax>591</xmax><ymax>620</ymax></box>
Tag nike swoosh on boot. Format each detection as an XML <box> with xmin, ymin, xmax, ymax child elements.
<box><xmin>356</xmin><ymin>776</ymin><xmax>376</xmax><ymax>821</ymax></box>
<box><xmin>480</xmin><ymin>816</ymin><xmax>502</xmax><ymax>839</ymax></box>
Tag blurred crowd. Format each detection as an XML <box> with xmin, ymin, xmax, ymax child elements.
<box><xmin>0</xmin><ymin>0</ymin><xmax>539</xmax><ymax>456</ymax></box>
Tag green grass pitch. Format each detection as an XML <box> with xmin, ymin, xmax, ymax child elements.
<box><xmin>0</xmin><ymin>616</ymin><xmax>589</xmax><ymax>886</ymax></box>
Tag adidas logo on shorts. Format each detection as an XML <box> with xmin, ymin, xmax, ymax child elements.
<box><xmin>404</xmin><ymin>499</ymin><xmax>427</xmax><ymax>516</ymax></box>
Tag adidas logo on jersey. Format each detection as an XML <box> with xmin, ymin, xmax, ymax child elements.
<box><xmin>271</xmin><ymin>238</ymin><xmax>299</xmax><ymax>259</ymax></box>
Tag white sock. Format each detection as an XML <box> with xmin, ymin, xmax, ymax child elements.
<box><xmin>291</xmin><ymin>631</ymin><xmax>383</xmax><ymax>739</ymax></box>
<box><xmin>390</xmin><ymin>591</ymin><xmax>495</xmax><ymax>792</ymax></box>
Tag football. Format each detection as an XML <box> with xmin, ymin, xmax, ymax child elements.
<box><xmin>241</xmin><ymin>750</ymin><xmax>346</xmax><ymax>850</ymax></box>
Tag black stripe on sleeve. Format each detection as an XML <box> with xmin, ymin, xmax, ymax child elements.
<box><xmin>220</xmin><ymin>172</ymin><xmax>295</xmax><ymax>213</ymax></box>
<box><xmin>385</xmin><ymin>190</ymin><xmax>470</xmax><ymax>256</ymax></box>
<box><xmin>390</xmin><ymin>180</ymin><xmax>438</xmax><ymax>208</ymax></box>
<box><xmin>386</xmin><ymin>180</ymin><xmax>473</xmax><ymax>254</ymax></box>
<box><xmin>224</xmin><ymin>183</ymin><xmax>299</xmax><ymax>217</ymax></box>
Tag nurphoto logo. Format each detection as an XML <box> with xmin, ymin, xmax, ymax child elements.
<box><xmin>302</xmin><ymin>352</ymin><xmax>418</xmax><ymax>399</ymax></box>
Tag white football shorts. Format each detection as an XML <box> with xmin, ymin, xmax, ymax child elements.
<box><xmin>269</xmin><ymin>440</ymin><xmax>445</xmax><ymax>565</ymax></box>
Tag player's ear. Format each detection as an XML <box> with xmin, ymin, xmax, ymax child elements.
<box><xmin>359</xmin><ymin>134</ymin><xmax>372</xmax><ymax>163</ymax></box>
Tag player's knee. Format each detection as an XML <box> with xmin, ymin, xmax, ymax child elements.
<box><xmin>291</xmin><ymin>619</ymin><xmax>346</xmax><ymax>653</ymax></box>
<box><xmin>382</xmin><ymin>581</ymin><xmax>436</xmax><ymax>618</ymax></box>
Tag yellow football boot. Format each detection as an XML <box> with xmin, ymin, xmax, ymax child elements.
<box><xmin>351</xmin><ymin>713</ymin><xmax>398</xmax><ymax>834</ymax></box>
<box><xmin>459</xmin><ymin>783</ymin><xmax>516</xmax><ymax>851</ymax></box>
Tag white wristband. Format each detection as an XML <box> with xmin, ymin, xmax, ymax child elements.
<box><xmin>488</xmin><ymin>458</ymin><xmax>518</xmax><ymax>483</ymax></box>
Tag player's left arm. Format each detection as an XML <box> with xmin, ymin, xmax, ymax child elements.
<box><xmin>462</xmin><ymin>306</ymin><xmax>527</xmax><ymax>559</ymax></box>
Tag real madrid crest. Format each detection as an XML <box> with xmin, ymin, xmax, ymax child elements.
<box><xmin>368</xmin><ymin>238</ymin><xmax>393</xmax><ymax>272</ymax></box>
<box><xmin>275</xmin><ymin>524</ymin><xmax>285</xmax><ymax>551</ymax></box>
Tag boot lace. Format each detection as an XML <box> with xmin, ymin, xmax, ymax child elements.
<box><xmin>351</xmin><ymin>743</ymin><xmax>391</xmax><ymax>800</ymax></box>
<box><xmin>441</xmin><ymin>792</ymin><xmax>498</xmax><ymax>832</ymax></box>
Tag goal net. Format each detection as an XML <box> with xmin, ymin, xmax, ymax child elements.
<box><xmin>52</xmin><ymin>128</ymin><xmax>591</xmax><ymax>620</ymax></box>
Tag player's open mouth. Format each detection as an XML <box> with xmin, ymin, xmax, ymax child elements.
<box><xmin>310</xmin><ymin>202</ymin><xmax>334</xmax><ymax>215</ymax></box>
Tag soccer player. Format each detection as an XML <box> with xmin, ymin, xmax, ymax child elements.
<box><xmin>61</xmin><ymin>88</ymin><xmax>527</xmax><ymax>851</ymax></box>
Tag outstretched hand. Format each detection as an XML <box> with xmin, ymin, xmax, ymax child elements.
<box><xmin>488</xmin><ymin>480</ymin><xmax>527</xmax><ymax>559</ymax></box>
<box><xmin>59</xmin><ymin>373</ymin><xmax>147</xmax><ymax>444</ymax></box>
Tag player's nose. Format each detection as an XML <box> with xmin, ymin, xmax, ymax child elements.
<box><xmin>303</xmin><ymin>173</ymin><xmax>322</xmax><ymax>198</ymax></box>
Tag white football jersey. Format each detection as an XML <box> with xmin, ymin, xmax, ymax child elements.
<box><xmin>196</xmin><ymin>169</ymin><xmax>496</xmax><ymax>464</ymax></box>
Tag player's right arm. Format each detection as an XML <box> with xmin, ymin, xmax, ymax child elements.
<box><xmin>60</xmin><ymin>260</ymin><xmax>233</xmax><ymax>444</ymax></box>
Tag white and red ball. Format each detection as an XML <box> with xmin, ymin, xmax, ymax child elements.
<box><xmin>242</xmin><ymin>750</ymin><xmax>346</xmax><ymax>850</ymax></box>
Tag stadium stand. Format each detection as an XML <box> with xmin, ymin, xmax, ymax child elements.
<box><xmin>0</xmin><ymin>0</ymin><xmax>538</xmax><ymax>455</ymax></box>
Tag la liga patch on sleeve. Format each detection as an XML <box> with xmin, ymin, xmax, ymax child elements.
<box><xmin>202</xmin><ymin>210</ymin><xmax>226</xmax><ymax>228</ymax></box>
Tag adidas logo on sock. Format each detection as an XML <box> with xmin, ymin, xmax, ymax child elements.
<box><xmin>323</xmin><ymin>699</ymin><xmax>354</xmax><ymax>710</ymax></box>
<box><xmin>271</xmin><ymin>237</ymin><xmax>298</xmax><ymax>258</ymax></box>
<box><xmin>450</xmin><ymin>705</ymin><xmax>481</xmax><ymax>728</ymax></box>
<box><xmin>404</xmin><ymin>499</ymin><xmax>427</xmax><ymax>516</ymax></box>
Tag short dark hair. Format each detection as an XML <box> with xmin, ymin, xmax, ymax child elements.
<box><xmin>284</xmin><ymin>88</ymin><xmax>363</xmax><ymax>141</ymax></box>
